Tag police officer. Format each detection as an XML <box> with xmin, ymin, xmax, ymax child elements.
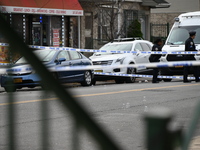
<box><xmin>149</xmin><ymin>38</ymin><xmax>163</xmax><ymax>83</ymax></box>
<box><xmin>183</xmin><ymin>31</ymin><xmax>199</xmax><ymax>83</ymax></box>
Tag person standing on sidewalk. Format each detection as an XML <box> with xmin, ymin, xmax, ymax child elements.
<box><xmin>183</xmin><ymin>31</ymin><xmax>199</xmax><ymax>83</ymax></box>
<box><xmin>149</xmin><ymin>38</ymin><xmax>163</xmax><ymax>83</ymax></box>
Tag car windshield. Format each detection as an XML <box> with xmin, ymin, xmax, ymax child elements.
<box><xmin>166</xmin><ymin>26</ymin><xmax>200</xmax><ymax>45</ymax></box>
<box><xmin>94</xmin><ymin>43</ymin><xmax>133</xmax><ymax>56</ymax></box>
<box><xmin>15</xmin><ymin>50</ymin><xmax>57</xmax><ymax>64</ymax></box>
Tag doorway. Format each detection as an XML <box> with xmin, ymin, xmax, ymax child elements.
<box><xmin>32</xmin><ymin>24</ymin><xmax>43</xmax><ymax>45</ymax></box>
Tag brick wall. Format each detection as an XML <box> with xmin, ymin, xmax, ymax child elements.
<box><xmin>151</xmin><ymin>13</ymin><xmax>181</xmax><ymax>29</ymax></box>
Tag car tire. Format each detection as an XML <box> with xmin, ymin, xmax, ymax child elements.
<box><xmin>4</xmin><ymin>86</ymin><xmax>16</xmax><ymax>93</ymax></box>
<box><xmin>126</xmin><ymin>67</ymin><xmax>136</xmax><ymax>83</ymax></box>
<box><xmin>115</xmin><ymin>78</ymin><xmax>124</xmax><ymax>84</ymax></box>
<box><xmin>81</xmin><ymin>71</ymin><xmax>92</xmax><ymax>86</ymax></box>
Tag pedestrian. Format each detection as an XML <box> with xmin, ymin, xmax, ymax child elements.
<box><xmin>183</xmin><ymin>31</ymin><xmax>199</xmax><ymax>83</ymax></box>
<box><xmin>149</xmin><ymin>38</ymin><xmax>163</xmax><ymax>83</ymax></box>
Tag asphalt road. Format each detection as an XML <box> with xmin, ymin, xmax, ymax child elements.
<box><xmin>0</xmin><ymin>79</ymin><xmax>200</xmax><ymax>150</ymax></box>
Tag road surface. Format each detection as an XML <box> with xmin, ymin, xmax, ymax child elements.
<box><xmin>0</xmin><ymin>79</ymin><xmax>200</xmax><ymax>150</ymax></box>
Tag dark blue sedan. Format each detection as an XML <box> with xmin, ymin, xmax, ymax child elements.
<box><xmin>1</xmin><ymin>49</ymin><xmax>94</xmax><ymax>92</ymax></box>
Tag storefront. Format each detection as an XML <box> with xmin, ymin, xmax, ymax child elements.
<box><xmin>0</xmin><ymin>0</ymin><xmax>83</xmax><ymax>48</ymax></box>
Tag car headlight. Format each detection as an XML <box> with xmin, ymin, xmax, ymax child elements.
<box><xmin>115</xmin><ymin>57</ymin><xmax>125</xmax><ymax>64</ymax></box>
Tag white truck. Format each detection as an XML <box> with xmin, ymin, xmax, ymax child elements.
<box><xmin>160</xmin><ymin>11</ymin><xmax>200</xmax><ymax>81</ymax></box>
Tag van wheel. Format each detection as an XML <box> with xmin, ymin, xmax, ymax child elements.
<box><xmin>126</xmin><ymin>67</ymin><xmax>136</xmax><ymax>83</ymax></box>
<box><xmin>4</xmin><ymin>87</ymin><xmax>16</xmax><ymax>93</ymax></box>
<box><xmin>81</xmin><ymin>71</ymin><xmax>92</xmax><ymax>86</ymax></box>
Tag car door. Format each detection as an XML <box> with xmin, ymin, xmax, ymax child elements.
<box><xmin>133</xmin><ymin>43</ymin><xmax>148</xmax><ymax>64</ymax></box>
<box><xmin>140</xmin><ymin>42</ymin><xmax>152</xmax><ymax>63</ymax></box>
<box><xmin>55</xmin><ymin>50</ymin><xmax>75</xmax><ymax>82</ymax></box>
<box><xmin>68</xmin><ymin>51</ymin><xmax>85</xmax><ymax>80</ymax></box>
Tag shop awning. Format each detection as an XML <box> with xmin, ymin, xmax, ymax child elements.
<box><xmin>0</xmin><ymin>0</ymin><xmax>83</xmax><ymax>16</ymax></box>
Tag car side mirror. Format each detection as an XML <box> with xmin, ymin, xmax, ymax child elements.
<box><xmin>58</xmin><ymin>58</ymin><xmax>66</xmax><ymax>62</ymax></box>
<box><xmin>55</xmin><ymin>58</ymin><xmax>66</xmax><ymax>65</ymax></box>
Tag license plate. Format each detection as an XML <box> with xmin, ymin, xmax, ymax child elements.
<box><xmin>13</xmin><ymin>78</ymin><xmax>22</xmax><ymax>83</ymax></box>
<box><xmin>175</xmin><ymin>66</ymin><xmax>183</xmax><ymax>68</ymax></box>
<box><xmin>95</xmin><ymin>70</ymin><xmax>103</xmax><ymax>72</ymax></box>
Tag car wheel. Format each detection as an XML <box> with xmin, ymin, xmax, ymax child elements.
<box><xmin>126</xmin><ymin>67</ymin><xmax>136</xmax><ymax>83</ymax></box>
<box><xmin>115</xmin><ymin>78</ymin><xmax>124</xmax><ymax>84</ymax></box>
<box><xmin>81</xmin><ymin>71</ymin><xmax>92</xmax><ymax>86</ymax></box>
<box><xmin>4</xmin><ymin>86</ymin><xmax>16</xmax><ymax>93</ymax></box>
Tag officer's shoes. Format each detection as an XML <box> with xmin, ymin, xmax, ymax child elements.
<box><xmin>152</xmin><ymin>81</ymin><xmax>159</xmax><ymax>83</ymax></box>
<box><xmin>183</xmin><ymin>80</ymin><xmax>191</xmax><ymax>83</ymax></box>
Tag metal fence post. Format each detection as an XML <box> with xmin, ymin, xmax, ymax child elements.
<box><xmin>8</xmin><ymin>80</ymin><xmax>16</xmax><ymax>150</ymax></box>
<box><xmin>144</xmin><ymin>108</ymin><xmax>175</xmax><ymax>150</ymax></box>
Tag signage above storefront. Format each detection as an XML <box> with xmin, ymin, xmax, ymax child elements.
<box><xmin>0</xmin><ymin>6</ymin><xmax>83</xmax><ymax>16</ymax></box>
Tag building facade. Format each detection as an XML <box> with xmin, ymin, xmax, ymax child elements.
<box><xmin>0</xmin><ymin>0</ymin><xmax>83</xmax><ymax>48</ymax></box>
<box><xmin>79</xmin><ymin>0</ymin><xmax>170</xmax><ymax>49</ymax></box>
<box><xmin>0</xmin><ymin>0</ymin><xmax>171</xmax><ymax>51</ymax></box>
<box><xmin>151</xmin><ymin>0</ymin><xmax>200</xmax><ymax>28</ymax></box>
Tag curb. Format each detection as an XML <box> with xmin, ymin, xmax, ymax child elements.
<box><xmin>190</xmin><ymin>136</ymin><xmax>200</xmax><ymax>150</ymax></box>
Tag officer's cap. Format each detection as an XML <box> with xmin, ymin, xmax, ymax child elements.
<box><xmin>189</xmin><ymin>31</ymin><xmax>196</xmax><ymax>36</ymax></box>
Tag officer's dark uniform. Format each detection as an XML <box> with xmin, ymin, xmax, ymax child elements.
<box><xmin>183</xmin><ymin>31</ymin><xmax>199</xmax><ymax>82</ymax></box>
<box><xmin>149</xmin><ymin>43</ymin><xmax>162</xmax><ymax>83</ymax></box>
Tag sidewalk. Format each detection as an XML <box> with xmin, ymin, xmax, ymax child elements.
<box><xmin>190</xmin><ymin>136</ymin><xmax>200</xmax><ymax>150</ymax></box>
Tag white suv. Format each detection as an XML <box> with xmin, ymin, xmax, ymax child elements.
<box><xmin>90</xmin><ymin>39</ymin><xmax>153</xmax><ymax>84</ymax></box>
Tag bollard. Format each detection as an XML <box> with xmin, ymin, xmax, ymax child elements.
<box><xmin>144</xmin><ymin>108</ymin><xmax>175</xmax><ymax>150</ymax></box>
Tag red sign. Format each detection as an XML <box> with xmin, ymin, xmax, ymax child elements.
<box><xmin>0</xmin><ymin>6</ymin><xmax>83</xmax><ymax>16</ymax></box>
<box><xmin>53</xmin><ymin>29</ymin><xmax>60</xmax><ymax>47</ymax></box>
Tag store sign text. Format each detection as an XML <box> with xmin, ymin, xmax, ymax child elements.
<box><xmin>0</xmin><ymin>6</ymin><xmax>83</xmax><ymax>16</ymax></box>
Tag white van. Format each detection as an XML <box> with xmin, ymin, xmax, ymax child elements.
<box><xmin>160</xmin><ymin>11</ymin><xmax>200</xmax><ymax>80</ymax></box>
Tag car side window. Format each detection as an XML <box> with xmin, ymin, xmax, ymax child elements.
<box><xmin>134</xmin><ymin>43</ymin><xmax>143</xmax><ymax>51</ymax></box>
<box><xmin>57</xmin><ymin>51</ymin><xmax>70</xmax><ymax>60</ymax></box>
<box><xmin>141</xmin><ymin>43</ymin><xmax>151</xmax><ymax>51</ymax></box>
<box><xmin>69</xmin><ymin>51</ymin><xmax>82</xmax><ymax>60</ymax></box>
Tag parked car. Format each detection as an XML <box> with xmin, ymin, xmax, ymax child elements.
<box><xmin>1</xmin><ymin>49</ymin><xmax>94</xmax><ymax>92</ymax></box>
<box><xmin>90</xmin><ymin>38</ymin><xmax>153</xmax><ymax>84</ymax></box>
